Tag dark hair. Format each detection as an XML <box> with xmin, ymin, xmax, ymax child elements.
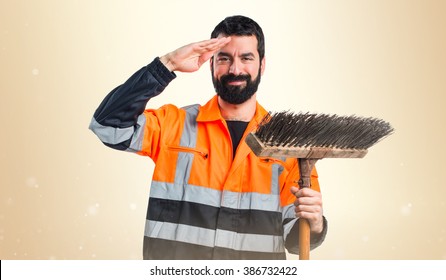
<box><xmin>211</xmin><ymin>15</ymin><xmax>265</xmax><ymax>60</ymax></box>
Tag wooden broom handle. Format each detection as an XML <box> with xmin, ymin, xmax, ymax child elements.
<box><xmin>297</xmin><ymin>158</ymin><xmax>318</xmax><ymax>260</ymax></box>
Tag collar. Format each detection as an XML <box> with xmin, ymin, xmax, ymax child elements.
<box><xmin>196</xmin><ymin>95</ymin><xmax>268</xmax><ymax>126</ymax></box>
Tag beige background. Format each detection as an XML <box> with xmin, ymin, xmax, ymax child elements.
<box><xmin>1</xmin><ymin>0</ymin><xmax>445</xmax><ymax>260</ymax></box>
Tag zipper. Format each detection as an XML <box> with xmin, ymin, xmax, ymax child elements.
<box><xmin>167</xmin><ymin>145</ymin><xmax>209</xmax><ymax>159</ymax></box>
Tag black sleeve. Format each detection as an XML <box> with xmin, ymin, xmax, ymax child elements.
<box><xmin>284</xmin><ymin>216</ymin><xmax>328</xmax><ymax>254</ymax></box>
<box><xmin>89</xmin><ymin>57</ymin><xmax>176</xmax><ymax>151</ymax></box>
<box><xmin>93</xmin><ymin>57</ymin><xmax>176</xmax><ymax>128</ymax></box>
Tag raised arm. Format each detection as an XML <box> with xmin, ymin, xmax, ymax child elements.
<box><xmin>89</xmin><ymin>37</ymin><xmax>230</xmax><ymax>151</ymax></box>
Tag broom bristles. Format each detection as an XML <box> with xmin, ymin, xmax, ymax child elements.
<box><xmin>255</xmin><ymin>111</ymin><xmax>394</xmax><ymax>150</ymax></box>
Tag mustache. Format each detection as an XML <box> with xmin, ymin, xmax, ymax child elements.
<box><xmin>220</xmin><ymin>74</ymin><xmax>251</xmax><ymax>84</ymax></box>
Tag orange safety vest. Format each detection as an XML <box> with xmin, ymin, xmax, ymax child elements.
<box><xmin>128</xmin><ymin>95</ymin><xmax>320</xmax><ymax>259</ymax></box>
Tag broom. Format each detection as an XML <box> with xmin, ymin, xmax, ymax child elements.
<box><xmin>245</xmin><ymin>111</ymin><xmax>394</xmax><ymax>260</ymax></box>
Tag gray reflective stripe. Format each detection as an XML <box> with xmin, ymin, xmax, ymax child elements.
<box><xmin>271</xmin><ymin>164</ymin><xmax>283</xmax><ymax>195</ymax></box>
<box><xmin>275</xmin><ymin>159</ymin><xmax>293</xmax><ymax>238</ymax></box>
<box><xmin>179</xmin><ymin>104</ymin><xmax>199</xmax><ymax>147</ymax></box>
<box><xmin>89</xmin><ymin>115</ymin><xmax>146</xmax><ymax>153</ymax></box>
<box><xmin>282</xmin><ymin>203</ymin><xmax>297</xmax><ymax>239</ymax></box>
<box><xmin>221</xmin><ymin>190</ymin><xmax>281</xmax><ymax>212</ymax></box>
<box><xmin>174</xmin><ymin>105</ymin><xmax>200</xmax><ymax>184</ymax></box>
<box><xmin>145</xmin><ymin>220</ymin><xmax>216</xmax><ymax>248</ymax></box>
<box><xmin>282</xmin><ymin>203</ymin><xmax>295</xmax><ymax>221</ymax></box>
<box><xmin>150</xmin><ymin>181</ymin><xmax>281</xmax><ymax>212</ymax></box>
<box><xmin>215</xmin><ymin>229</ymin><xmax>285</xmax><ymax>253</ymax></box>
<box><xmin>150</xmin><ymin>181</ymin><xmax>222</xmax><ymax>208</ymax></box>
<box><xmin>145</xmin><ymin>220</ymin><xmax>285</xmax><ymax>253</ymax></box>
<box><xmin>126</xmin><ymin>114</ymin><xmax>146</xmax><ymax>153</ymax></box>
<box><xmin>89</xmin><ymin>117</ymin><xmax>135</xmax><ymax>144</ymax></box>
<box><xmin>283</xmin><ymin>217</ymin><xmax>297</xmax><ymax>240</ymax></box>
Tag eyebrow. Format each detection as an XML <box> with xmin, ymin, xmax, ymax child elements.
<box><xmin>217</xmin><ymin>52</ymin><xmax>256</xmax><ymax>58</ymax></box>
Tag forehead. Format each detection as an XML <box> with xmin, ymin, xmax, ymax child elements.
<box><xmin>216</xmin><ymin>34</ymin><xmax>259</xmax><ymax>57</ymax></box>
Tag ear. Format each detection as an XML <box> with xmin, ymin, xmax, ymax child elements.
<box><xmin>260</xmin><ymin>57</ymin><xmax>266</xmax><ymax>75</ymax></box>
<box><xmin>210</xmin><ymin>56</ymin><xmax>214</xmax><ymax>72</ymax></box>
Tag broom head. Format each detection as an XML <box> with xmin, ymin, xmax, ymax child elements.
<box><xmin>246</xmin><ymin>111</ymin><xmax>394</xmax><ymax>158</ymax></box>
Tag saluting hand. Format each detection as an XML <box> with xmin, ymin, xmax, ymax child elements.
<box><xmin>160</xmin><ymin>37</ymin><xmax>231</xmax><ymax>73</ymax></box>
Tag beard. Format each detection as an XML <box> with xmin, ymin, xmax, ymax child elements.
<box><xmin>212</xmin><ymin>69</ymin><xmax>261</xmax><ymax>105</ymax></box>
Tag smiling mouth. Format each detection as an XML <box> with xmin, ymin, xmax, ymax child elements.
<box><xmin>227</xmin><ymin>80</ymin><xmax>246</xmax><ymax>86</ymax></box>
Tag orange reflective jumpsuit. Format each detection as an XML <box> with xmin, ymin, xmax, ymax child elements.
<box><xmin>90</xmin><ymin>57</ymin><xmax>327</xmax><ymax>259</ymax></box>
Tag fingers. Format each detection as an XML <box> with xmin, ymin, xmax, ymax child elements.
<box><xmin>293</xmin><ymin>189</ymin><xmax>322</xmax><ymax>209</ymax></box>
<box><xmin>295</xmin><ymin>202</ymin><xmax>324</xmax><ymax>234</ymax></box>
<box><xmin>197</xmin><ymin>37</ymin><xmax>231</xmax><ymax>51</ymax></box>
<box><xmin>196</xmin><ymin>37</ymin><xmax>231</xmax><ymax>63</ymax></box>
<box><xmin>290</xmin><ymin>186</ymin><xmax>299</xmax><ymax>195</ymax></box>
<box><xmin>291</xmin><ymin>187</ymin><xmax>321</xmax><ymax>199</ymax></box>
<box><xmin>290</xmin><ymin>186</ymin><xmax>324</xmax><ymax>233</ymax></box>
<box><xmin>294</xmin><ymin>202</ymin><xmax>321</xmax><ymax>215</ymax></box>
<box><xmin>163</xmin><ymin>37</ymin><xmax>231</xmax><ymax>72</ymax></box>
<box><xmin>294</xmin><ymin>196</ymin><xmax>322</xmax><ymax>217</ymax></box>
<box><xmin>193</xmin><ymin>37</ymin><xmax>229</xmax><ymax>69</ymax></box>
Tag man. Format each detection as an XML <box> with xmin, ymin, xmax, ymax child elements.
<box><xmin>89</xmin><ymin>15</ymin><xmax>327</xmax><ymax>259</ymax></box>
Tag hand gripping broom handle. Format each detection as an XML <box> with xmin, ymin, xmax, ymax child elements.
<box><xmin>297</xmin><ymin>158</ymin><xmax>318</xmax><ymax>260</ymax></box>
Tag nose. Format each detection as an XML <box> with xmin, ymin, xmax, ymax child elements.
<box><xmin>229</xmin><ymin>59</ymin><xmax>242</xmax><ymax>76</ymax></box>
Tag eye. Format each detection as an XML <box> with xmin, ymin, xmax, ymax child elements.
<box><xmin>217</xmin><ymin>57</ymin><xmax>230</xmax><ymax>62</ymax></box>
<box><xmin>241</xmin><ymin>56</ymin><xmax>254</xmax><ymax>61</ymax></box>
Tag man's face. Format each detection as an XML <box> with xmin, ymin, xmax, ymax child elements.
<box><xmin>211</xmin><ymin>35</ymin><xmax>265</xmax><ymax>105</ymax></box>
